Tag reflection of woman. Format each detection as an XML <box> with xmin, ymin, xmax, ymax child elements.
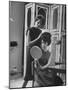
<box><xmin>33</xmin><ymin>33</ymin><xmax>63</xmax><ymax>87</ymax></box>
<box><xmin>34</xmin><ymin>32</ymin><xmax>53</xmax><ymax>87</ymax></box>
<box><xmin>34</xmin><ymin>33</ymin><xmax>63</xmax><ymax>87</ymax></box>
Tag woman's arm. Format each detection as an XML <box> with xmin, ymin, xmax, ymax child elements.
<box><xmin>27</xmin><ymin>32</ymin><xmax>42</xmax><ymax>46</ymax></box>
<box><xmin>37</xmin><ymin>53</ymin><xmax>52</xmax><ymax>70</ymax></box>
<box><xmin>26</xmin><ymin>28</ymin><xmax>42</xmax><ymax>46</ymax></box>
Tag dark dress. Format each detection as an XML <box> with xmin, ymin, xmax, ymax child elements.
<box><xmin>24</xmin><ymin>27</ymin><xmax>42</xmax><ymax>81</ymax></box>
<box><xmin>34</xmin><ymin>50</ymin><xmax>63</xmax><ymax>87</ymax></box>
<box><xmin>34</xmin><ymin>50</ymin><xmax>56</xmax><ymax>86</ymax></box>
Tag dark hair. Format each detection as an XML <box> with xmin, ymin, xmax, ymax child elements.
<box><xmin>41</xmin><ymin>32</ymin><xmax>51</xmax><ymax>46</ymax></box>
<box><xmin>54</xmin><ymin>76</ymin><xmax>63</xmax><ymax>86</ymax></box>
<box><xmin>35</xmin><ymin>15</ymin><xmax>45</xmax><ymax>28</ymax></box>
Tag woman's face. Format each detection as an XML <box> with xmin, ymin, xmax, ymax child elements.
<box><xmin>41</xmin><ymin>40</ymin><xmax>48</xmax><ymax>51</ymax></box>
<box><xmin>34</xmin><ymin>20</ymin><xmax>41</xmax><ymax>27</ymax></box>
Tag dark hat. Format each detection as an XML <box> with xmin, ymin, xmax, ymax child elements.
<box><xmin>35</xmin><ymin>15</ymin><xmax>45</xmax><ymax>27</ymax></box>
<box><xmin>35</xmin><ymin>15</ymin><xmax>45</xmax><ymax>22</ymax></box>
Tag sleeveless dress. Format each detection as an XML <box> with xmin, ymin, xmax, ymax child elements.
<box><xmin>24</xmin><ymin>27</ymin><xmax>41</xmax><ymax>81</ymax></box>
<box><xmin>34</xmin><ymin>50</ymin><xmax>55</xmax><ymax>87</ymax></box>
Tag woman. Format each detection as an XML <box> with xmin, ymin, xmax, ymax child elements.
<box><xmin>34</xmin><ymin>32</ymin><xmax>63</xmax><ymax>87</ymax></box>
<box><xmin>23</xmin><ymin>15</ymin><xmax>45</xmax><ymax>87</ymax></box>
<box><xmin>34</xmin><ymin>32</ymin><xmax>54</xmax><ymax>87</ymax></box>
<box><xmin>24</xmin><ymin>15</ymin><xmax>43</xmax><ymax>81</ymax></box>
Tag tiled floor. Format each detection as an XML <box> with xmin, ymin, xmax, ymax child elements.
<box><xmin>10</xmin><ymin>77</ymin><xmax>24</xmax><ymax>88</ymax></box>
<box><xmin>26</xmin><ymin>81</ymin><xmax>33</xmax><ymax>87</ymax></box>
<box><xmin>10</xmin><ymin>77</ymin><xmax>33</xmax><ymax>88</ymax></box>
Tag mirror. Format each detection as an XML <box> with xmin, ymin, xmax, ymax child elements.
<box><xmin>30</xmin><ymin>46</ymin><xmax>42</xmax><ymax>60</ymax></box>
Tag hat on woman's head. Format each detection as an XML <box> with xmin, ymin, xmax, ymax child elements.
<box><xmin>35</xmin><ymin>15</ymin><xmax>45</xmax><ymax>21</ymax></box>
<box><xmin>35</xmin><ymin>15</ymin><xmax>45</xmax><ymax>28</ymax></box>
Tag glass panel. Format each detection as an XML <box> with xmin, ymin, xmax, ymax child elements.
<box><xmin>53</xmin><ymin>8</ymin><xmax>58</xmax><ymax>29</ymax></box>
<box><xmin>38</xmin><ymin>7</ymin><xmax>47</xmax><ymax>28</ymax></box>
<box><xmin>51</xmin><ymin>36</ymin><xmax>57</xmax><ymax>65</ymax></box>
<box><xmin>61</xmin><ymin>5</ymin><xmax>66</xmax><ymax>31</ymax></box>
<box><xmin>62</xmin><ymin>36</ymin><xmax>66</xmax><ymax>64</ymax></box>
<box><xmin>38</xmin><ymin>8</ymin><xmax>46</xmax><ymax>22</ymax></box>
<box><xmin>64</xmin><ymin>6</ymin><xmax>66</xmax><ymax>30</ymax></box>
<box><xmin>27</xmin><ymin>8</ymin><xmax>31</xmax><ymax>28</ymax></box>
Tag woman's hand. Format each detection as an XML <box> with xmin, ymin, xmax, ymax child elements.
<box><xmin>35</xmin><ymin>60</ymin><xmax>42</xmax><ymax>70</ymax></box>
<box><xmin>36</xmin><ymin>60</ymin><xmax>48</xmax><ymax>70</ymax></box>
<box><xmin>34</xmin><ymin>60</ymin><xmax>38</xmax><ymax>68</ymax></box>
